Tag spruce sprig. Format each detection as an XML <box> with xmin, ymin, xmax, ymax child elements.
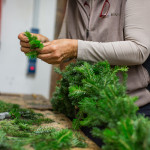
<box><xmin>101</xmin><ymin>116</ymin><xmax>150</xmax><ymax>150</ymax></box>
<box><xmin>24</xmin><ymin>31</ymin><xmax>44</xmax><ymax>59</ymax></box>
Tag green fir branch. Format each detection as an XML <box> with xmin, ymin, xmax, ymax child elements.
<box><xmin>24</xmin><ymin>31</ymin><xmax>44</xmax><ymax>59</ymax></box>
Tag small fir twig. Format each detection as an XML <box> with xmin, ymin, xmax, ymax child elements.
<box><xmin>24</xmin><ymin>31</ymin><xmax>44</xmax><ymax>59</ymax></box>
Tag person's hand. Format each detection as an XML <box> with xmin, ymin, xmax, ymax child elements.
<box><xmin>18</xmin><ymin>32</ymin><xmax>49</xmax><ymax>53</ymax></box>
<box><xmin>37</xmin><ymin>39</ymin><xmax>78</xmax><ymax>64</ymax></box>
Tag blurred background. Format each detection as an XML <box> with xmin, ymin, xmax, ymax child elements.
<box><xmin>0</xmin><ymin>0</ymin><xmax>67</xmax><ymax>100</ymax></box>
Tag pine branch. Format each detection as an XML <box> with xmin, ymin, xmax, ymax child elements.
<box><xmin>24</xmin><ymin>31</ymin><xmax>44</xmax><ymax>59</ymax></box>
<box><xmin>101</xmin><ymin>116</ymin><xmax>150</xmax><ymax>150</ymax></box>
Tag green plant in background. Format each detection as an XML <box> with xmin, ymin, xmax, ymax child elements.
<box><xmin>0</xmin><ymin>120</ymin><xmax>35</xmax><ymax>137</ymax></box>
<box><xmin>0</xmin><ymin>129</ymin><xmax>25</xmax><ymax>150</ymax></box>
<box><xmin>0</xmin><ymin>123</ymin><xmax>86</xmax><ymax>150</ymax></box>
<box><xmin>0</xmin><ymin>101</ymin><xmax>19</xmax><ymax>113</ymax></box>
<box><xmin>0</xmin><ymin>100</ymin><xmax>86</xmax><ymax>150</ymax></box>
<box><xmin>31</xmin><ymin>127</ymin><xmax>86</xmax><ymax>150</ymax></box>
<box><xmin>51</xmin><ymin>60</ymin><xmax>150</xmax><ymax>150</ymax></box>
<box><xmin>0</xmin><ymin>100</ymin><xmax>53</xmax><ymax>126</ymax></box>
<box><xmin>24</xmin><ymin>31</ymin><xmax>44</xmax><ymax>59</ymax></box>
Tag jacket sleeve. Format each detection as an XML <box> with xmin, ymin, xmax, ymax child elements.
<box><xmin>77</xmin><ymin>0</ymin><xmax>150</xmax><ymax>66</ymax></box>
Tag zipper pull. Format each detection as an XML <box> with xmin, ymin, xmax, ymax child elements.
<box><xmin>86</xmin><ymin>29</ymin><xmax>89</xmax><ymax>39</ymax></box>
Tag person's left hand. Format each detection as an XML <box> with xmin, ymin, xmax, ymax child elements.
<box><xmin>37</xmin><ymin>39</ymin><xmax>78</xmax><ymax>64</ymax></box>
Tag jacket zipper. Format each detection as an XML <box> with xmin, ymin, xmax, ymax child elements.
<box><xmin>86</xmin><ymin>29</ymin><xmax>89</xmax><ymax>39</ymax></box>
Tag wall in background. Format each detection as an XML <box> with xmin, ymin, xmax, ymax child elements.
<box><xmin>0</xmin><ymin>0</ymin><xmax>57</xmax><ymax>99</ymax></box>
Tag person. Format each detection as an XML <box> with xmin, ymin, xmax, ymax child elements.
<box><xmin>18</xmin><ymin>0</ymin><xmax>150</xmax><ymax>146</ymax></box>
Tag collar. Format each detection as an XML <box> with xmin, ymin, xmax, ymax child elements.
<box><xmin>77</xmin><ymin>0</ymin><xmax>91</xmax><ymax>19</ymax></box>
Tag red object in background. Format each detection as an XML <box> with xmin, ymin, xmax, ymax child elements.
<box><xmin>30</xmin><ymin>66</ymin><xmax>35</xmax><ymax>71</ymax></box>
<box><xmin>0</xmin><ymin>0</ymin><xmax>2</xmax><ymax>41</ymax></box>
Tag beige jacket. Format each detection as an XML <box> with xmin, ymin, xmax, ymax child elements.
<box><xmin>59</xmin><ymin>0</ymin><xmax>150</xmax><ymax>107</ymax></box>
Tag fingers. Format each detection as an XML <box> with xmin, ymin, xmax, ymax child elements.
<box><xmin>19</xmin><ymin>33</ymin><xmax>30</xmax><ymax>54</ymax></box>
<box><xmin>20</xmin><ymin>40</ymin><xmax>51</xmax><ymax>54</ymax></box>
<box><xmin>38</xmin><ymin>52</ymin><xmax>62</xmax><ymax>64</ymax></box>
<box><xmin>43</xmin><ymin>42</ymin><xmax>52</xmax><ymax>47</ymax></box>
<box><xmin>21</xmin><ymin>47</ymin><xmax>30</xmax><ymax>53</ymax></box>
<box><xmin>38</xmin><ymin>56</ymin><xmax>62</xmax><ymax>64</ymax></box>
<box><xmin>37</xmin><ymin>47</ymin><xmax>50</xmax><ymax>54</ymax></box>
<box><xmin>38</xmin><ymin>53</ymin><xmax>52</xmax><ymax>60</ymax></box>
<box><xmin>37</xmin><ymin>34</ymin><xmax>49</xmax><ymax>42</ymax></box>
<box><xmin>44</xmin><ymin>59</ymin><xmax>61</xmax><ymax>64</ymax></box>
<box><xmin>18</xmin><ymin>32</ymin><xmax>29</xmax><ymax>42</ymax></box>
<box><xmin>37</xmin><ymin>42</ymin><xmax>53</xmax><ymax>54</ymax></box>
<box><xmin>20</xmin><ymin>41</ymin><xmax>30</xmax><ymax>48</ymax></box>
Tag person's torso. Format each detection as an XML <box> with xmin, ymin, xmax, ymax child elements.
<box><xmin>66</xmin><ymin>0</ymin><xmax>126</xmax><ymax>42</ymax></box>
<box><xmin>63</xmin><ymin>0</ymin><xmax>150</xmax><ymax>107</ymax></box>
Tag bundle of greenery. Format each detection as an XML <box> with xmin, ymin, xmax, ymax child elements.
<box><xmin>51</xmin><ymin>61</ymin><xmax>138</xmax><ymax>128</ymax></box>
<box><xmin>51</xmin><ymin>60</ymin><xmax>150</xmax><ymax>150</ymax></box>
<box><xmin>0</xmin><ymin>100</ymin><xmax>86</xmax><ymax>150</ymax></box>
<box><xmin>24</xmin><ymin>31</ymin><xmax>44</xmax><ymax>59</ymax></box>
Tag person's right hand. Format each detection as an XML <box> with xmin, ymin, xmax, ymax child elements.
<box><xmin>18</xmin><ymin>32</ymin><xmax>49</xmax><ymax>54</ymax></box>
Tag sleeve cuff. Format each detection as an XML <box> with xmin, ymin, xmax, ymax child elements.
<box><xmin>77</xmin><ymin>40</ymin><xmax>86</xmax><ymax>60</ymax></box>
